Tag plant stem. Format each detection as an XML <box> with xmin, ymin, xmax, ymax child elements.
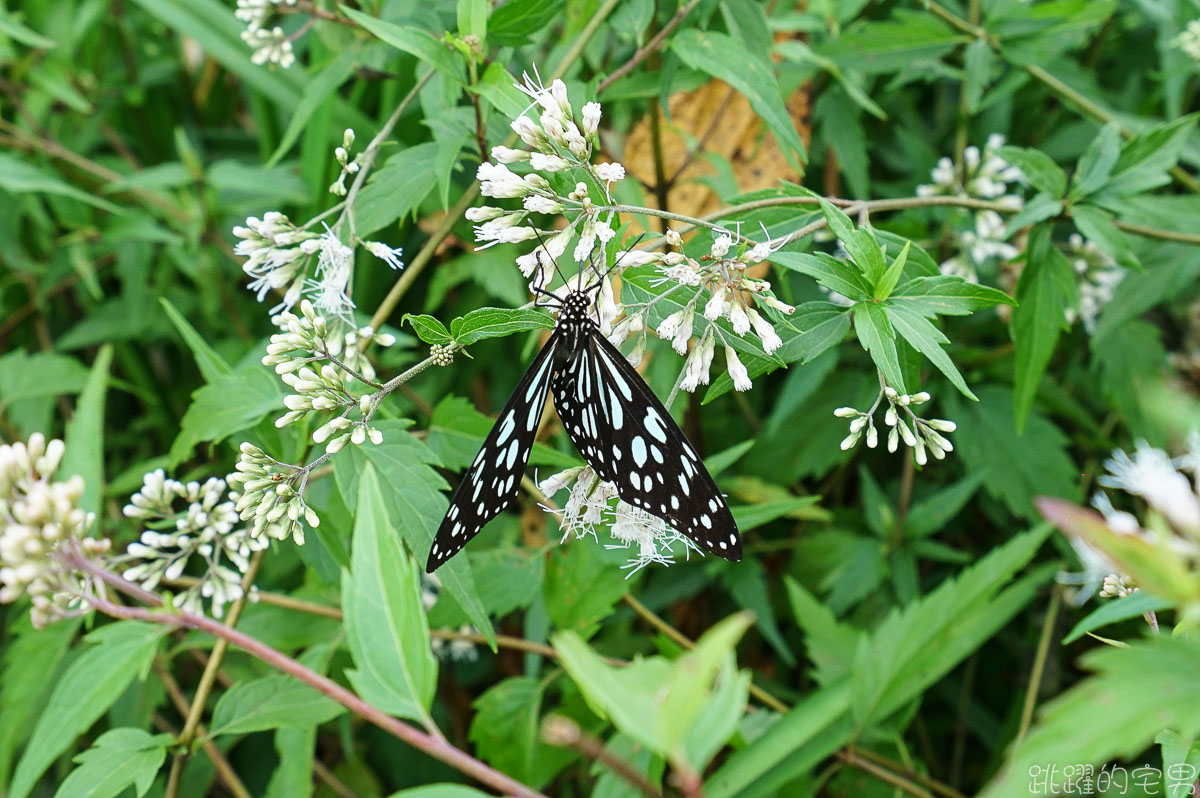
<box><xmin>1016</xmin><ymin>589</ymin><xmax>1061</xmax><ymax>746</ymax></box>
<box><xmin>164</xmin><ymin>550</ymin><xmax>264</xmax><ymax>798</ymax></box>
<box><xmin>597</xmin><ymin>0</ymin><xmax>702</xmax><ymax>93</ymax></box>
<box><xmin>836</xmin><ymin>749</ymin><xmax>932</xmax><ymax>798</ymax></box>
<box><xmin>543</xmin><ymin>715</ymin><xmax>664</xmax><ymax>798</ymax></box>
<box><xmin>70</xmin><ymin>555</ymin><xmax>546</xmax><ymax>798</ymax></box>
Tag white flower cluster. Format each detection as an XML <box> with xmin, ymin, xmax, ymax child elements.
<box><xmin>918</xmin><ymin>134</ymin><xmax>1025</xmax><ymax>282</ymax></box>
<box><xmin>236</xmin><ymin>0</ymin><xmax>298</xmax><ymax>68</ymax></box>
<box><xmin>119</xmin><ymin>470</ymin><xmax>268</xmax><ymax>618</ymax></box>
<box><xmin>834</xmin><ymin>385</ymin><xmax>956</xmax><ymax>465</ymax></box>
<box><xmin>0</xmin><ymin>435</ymin><xmax>108</xmax><ymax>628</ymax></box>
<box><xmin>540</xmin><ymin>466</ymin><xmax>700</xmax><ymax>575</ymax></box>
<box><xmin>227</xmin><ymin>443</ymin><xmax>320</xmax><ymax>545</ymax></box>
<box><xmin>234</xmin><ymin>214</ymin><xmax>403</xmax><ymax>318</ymax></box>
<box><xmin>1062</xmin><ymin>233</ymin><xmax>1123</xmax><ymax>334</ymax></box>
<box><xmin>418</xmin><ymin>572</ymin><xmax>478</xmax><ymax>661</ymax></box>
<box><xmin>1174</xmin><ymin>19</ymin><xmax>1200</xmax><ymax>61</ymax></box>
<box><xmin>1060</xmin><ymin>436</ymin><xmax>1200</xmax><ymax>605</ymax></box>
<box><xmin>329</xmin><ymin>129</ymin><xmax>360</xmax><ymax>197</ymax></box>
<box><xmin>264</xmin><ymin>300</ymin><xmax>393</xmax><ymax>453</ymax></box>
<box><xmin>619</xmin><ymin>228</ymin><xmax>795</xmax><ymax>392</ymax></box>
<box><xmin>471</xmin><ymin>71</ymin><xmax>624</xmax><ymax>287</ymax></box>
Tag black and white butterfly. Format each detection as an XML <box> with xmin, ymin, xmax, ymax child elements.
<box><xmin>426</xmin><ymin>267</ymin><xmax>742</xmax><ymax>572</ymax></box>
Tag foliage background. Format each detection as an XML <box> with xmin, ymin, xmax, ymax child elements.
<box><xmin>3</xmin><ymin>0</ymin><xmax>1200</xmax><ymax>796</ymax></box>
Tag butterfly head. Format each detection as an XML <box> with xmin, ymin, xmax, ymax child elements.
<box><xmin>558</xmin><ymin>290</ymin><xmax>592</xmax><ymax>328</ymax></box>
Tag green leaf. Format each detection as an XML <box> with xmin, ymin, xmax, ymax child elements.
<box><xmin>852</xmin><ymin>302</ymin><xmax>905</xmax><ymax>391</ymax></box>
<box><xmin>784</xmin><ymin>578</ymin><xmax>860</xmax><ymax>686</ymax></box>
<box><xmin>962</xmin><ymin>37</ymin><xmax>994</xmax><ymax>113</ymax></box>
<box><xmin>1070</xmin><ymin>122</ymin><xmax>1122</xmax><ymax>198</ymax></box>
<box><xmin>1061</xmin><ymin>591</ymin><xmax>1171</xmax><ymax>644</ymax></box>
<box><xmin>169</xmin><ymin>365</ymin><xmax>284</xmax><ymax>464</ymax></box>
<box><xmin>731</xmin><ymin>496</ymin><xmax>822</xmax><ymax>531</ymax></box>
<box><xmin>0</xmin><ymin>616</ymin><xmax>80</xmax><ymax>787</ymax></box>
<box><xmin>671</xmin><ymin>29</ymin><xmax>806</xmax><ymax>168</ymax></box>
<box><xmin>353</xmin><ymin>142</ymin><xmax>438</xmax><ymax>236</ymax></box>
<box><xmin>209</xmin><ymin>674</ymin><xmax>345</xmax><ymax>736</ymax></box>
<box><xmin>0</xmin><ymin>351</ymin><xmax>89</xmax><ymax>408</ymax></box>
<box><xmin>1157</xmin><ymin>729</ymin><xmax>1200</xmax><ymax>798</ymax></box>
<box><xmin>9</xmin><ymin>622</ymin><xmax>167</xmax><ymax>798</ymax></box>
<box><xmin>424</xmin><ymin>395</ymin><xmax>576</xmax><ymax>471</ymax></box>
<box><xmin>543</xmin><ymin>544</ymin><xmax>630</xmax><ymax>638</ymax></box>
<box><xmin>487</xmin><ymin>0</ymin><xmax>560</xmax><ymax>46</ymax></box>
<box><xmin>386</xmin><ymin>786</ymin><xmax>495</xmax><ymax>798</ymax></box>
<box><xmin>724</xmin><ymin>560</ymin><xmax>796</xmax><ymax>666</ymax></box>
<box><xmin>451</xmin><ymin>307</ymin><xmax>555</xmax><ymax>346</ymax></box>
<box><xmin>949</xmin><ymin>386</ymin><xmax>1078</xmax><ymax>519</ymax></box>
<box><xmin>1011</xmin><ymin>225</ymin><xmax>1071</xmax><ymax>431</ymax></box>
<box><xmin>775</xmin><ymin>40</ymin><xmax>887</xmax><ymax>120</ymax></box>
<box><xmin>813</xmin><ymin>9</ymin><xmax>966</xmax><ymax>74</ymax></box>
<box><xmin>469</xmin><ymin>677</ymin><xmax>573</xmax><ymax>788</ymax></box>
<box><xmin>995</xmin><ymin>146</ymin><xmax>1067</xmax><ymax>197</ymax></box>
<box><xmin>1071</xmin><ymin>203</ymin><xmax>1139</xmax><ymax>271</ymax></box>
<box><xmin>403</xmin><ymin>313</ymin><xmax>453</xmax><ymax>346</ymax></box>
<box><xmin>554</xmin><ymin>613</ymin><xmax>753</xmax><ymax>767</ymax></box>
<box><xmin>1003</xmin><ymin>192</ymin><xmax>1062</xmax><ymax>237</ymax></box>
<box><xmin>268</xmin><ymin>50</ymin><xmax>361</xmax><ymax>166</ymax></box>
<box><xmin>884</xmin><ymin>304</ymin><xmax>975</xmax><ymax>399</ymax></box>
<box><xmin>979</xmin><ymin>638</ymin><xmax>1200</xmax><ymax>798</ymax></box>
<box><xmin>0</xmin><ymin>153</ymin><xmax>122</xmax><ymax>213</ymax></box>
<box><xmin>873</xmin><ymin>240</ymin><xmax>910</xmax><ymax>300</ymax></box>
<box><xmin>340</xmin><ymin>7</ymin><xmax>465</xmax><ymax>84</ymax></box>
<box><xmin>335</xmin><ymin>422</ymin><xmax>496</xmax><ymax>646</ymax></box>
<box><xmin>889</xmin><ymin>275</ymin><xmax>1015</xmax><ymax>316</ymax></box>
<box><xmin>456</xmin><ymin>0</ymin><xmax>487</xmax><ymax>45</ymax></box>
<box><xmin>52</xmin><ymin>729</ymin><xmax>170</xmax><ymax>798</ymax></box>
<box><xmin>62</xmin><ymin>345</ymin><xmax>112</xmax><ymax>515</ymax></box>
<box><xmin>475</xmin><ymin>62</ymin><xmax>529</xmax><ymax>118</ymax></box>
<box><xmin>770</xmin><ymin>252</ymin><xmax>872</xmax><ymax>301</ymax></box>
<box><xmin>341</xmin><ymin>464</ymin><xmax>439</xmax><ymax>726</ymax></box>
<box><xmin>160</xmin><ymin>298</ymin><xmax>232</xmax><ymax>381</ymax></box>
<box><xmin>0</xmin><ymin>8</ymin><xmax>57</xmax><ymax>48</ymax></box>
<box><xmin>1104</xmin><ymin>114</ymin><xmax>1199</xmax><ymax>197</ymax></box>
<box><xmin>904</xmin><ymin>473</ymin><xmax>985</xmax><ymax>538</ymax></box>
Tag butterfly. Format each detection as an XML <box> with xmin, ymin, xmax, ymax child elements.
<box><xmin>426</xmin><ymin>258</ymin><xmax>742</xmax><ymax>572</ymax></box>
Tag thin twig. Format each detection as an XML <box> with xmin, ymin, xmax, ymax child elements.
<box><xmin>836</xmin><ymin>749</ymin><xmax>933</xmax><ymax>798</ymax></box>
<box><xmin>67</xmin><ymin>555</ymin><xmax>547</xmax><ymax>798</ymax></box>
<box><xmin>543</xmin><ymin>715</ymin><xmax>664</xmax><ymax>798</ymax></box>
<box><xmin>597</xmin><ymin>0</ymin><xmax>702</xmax><ymax>93</ymax></box>
<box><xmin>1016</xmin><ymin>589</ymin><xmax>1062</xmax><ymax>747</ymax></box>
<box><xmin>153</xmin><ymin>664</ymin><xmax>252</xmax><ymax>798</ymax></box>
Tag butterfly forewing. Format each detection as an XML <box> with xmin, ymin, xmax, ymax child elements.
<box><xmin>426</xmin><ymin>332</ymin><xmax>561</xmax><ymax>571</ymax></box>
<box><xmin>552</xmin><ymin>326</ymin><xmax>742</xmax><ymax>561</ymax></box>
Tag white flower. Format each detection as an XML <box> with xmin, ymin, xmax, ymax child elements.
<box><xmin>1173</xmin><ymin>19</ymin><xmax>1200</xmax><ymax>61</ymax></box>
<box><xmin>728</xmin><ymin>303</ymin><xmax>750</xmax><ymax>335</ymax></box>
<box><xmin>530</xmin><ymin>152</ymin><xmax>572</xmax><ymax>172</ymax></box>
<box><xmin>747</xmin><ymin>308</ymin><xmax>783</xmax><ymax>354</ymax></box>
<box><xmin>725</xmin><ymin>347</ymin><xmax>751</xmax><ymax>391</ymax></box>
<box><xmin>711</xmin><ymin>234</ymin><xmax>733</xmax><ymax>258</ymax></box>
<box><xmin>581</xmin><ymin>101</ymin><xmax>602</xmax><ymax>138</ymax></box>
<box><xmin>1100</xmin><ymin>441</ymin><xmax>1200</xmax><ymax>534</ymax></box>
<box><xmin>477</xmin><ymin>162</ymin><xmax>533</xmax><ymax>198</ymax></box>
<box><xmin>680</xmin><ymin>336</ymin><xmax>716</xmax><ymax>393</ymax></box>
<box><xmin>491</xmin><ymin>145</ymin><xmax>530</xmax><ymax>164</ymax></box>
<box><xmin>241</xmin><ymin>25</ymin><xmax>294</xmax><ymax>68</ymax></box>
<box><xmin>363</xmin><ymin>241</ymin><xmax>404</xmax><ymax>270</ymax></box>
<box><xmin>594</xmin><ymin>162</ymin><xmax>625</xmax><ymax>184</ymax></box>
<box><xmin>523</xmin><ymin>196</ymin><xmax>564</xmax><ymax>214</ymax></box>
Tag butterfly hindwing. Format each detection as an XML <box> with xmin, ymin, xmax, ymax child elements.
<box><xmin>426</xmin><ymin>332</ymin><xmax>560</xmax><ymax>571</ymax></box>
<box><xmin>553</xmin><ymin>327</ymin><xmax>742</xmax><ymax>561</ymax></box>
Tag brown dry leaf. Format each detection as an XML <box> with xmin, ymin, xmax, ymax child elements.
<box><xmin>621</xmin><ymin>78</ymin><xmax>812</xmax><ymax>229</ymax></box>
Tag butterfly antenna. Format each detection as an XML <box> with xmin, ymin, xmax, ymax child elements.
<box><xmin>530</xmin><ymin>224</ymin><xmax>572</xmax><ymax>292</ymax></box>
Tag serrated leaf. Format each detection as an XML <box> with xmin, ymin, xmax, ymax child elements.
<box><xmin>884</xmin><ymin>304</ymin><xmax>975</xmax><ymax>399</ymax></box>
<box><xmin>1071</xmin><ymin>203</ymin><xmax>1139</xmax><ymax>271</ymax></box>
<box><xmin>1070</xmin><ymin>122</ymin><xmax>1122</xmax><ymax>198</ymax></box>
<box><xmin>770</xmin><ymin>252</ymin><xmax>872</xmax><ymax>300</ymax></box>
<box><xmin>341</xmin><ymin>464</ymin><xmax>439</xmax><ymax>726</ymax></box>
<box><xmin>874</xmin><ymin>240</ymin><xmax>910</xmax><ymax>300</ymax></box>
<box><xmin>451</xmin><ymin>307</ymin><xmax>554</xmax><ymax>346</ymax></box>
<box><xmin>169</xmin><ymin>365</ymin><xmax>284</xmax><ymax>465</ymax></box>
<box><xmin>1104</xmin><ymin>114</ymin><xmax>1199</xmax><ymax>197</ymax></box>
<box><xmin>904</xmin><ymin>473</ymin><xmax>984</xmax><ymax>538</ymax></box>
<box><xmin>671</xmin><ymin>29</ymin><xmax>806</xmax><ymax>168</ymax></box>
<box><xmin>353</xmin><ymin>142</ymin><xmax>438</xmax><ymax>236</ymax></box>
<box><xmin>469</xmin><ymin>677</ymin><xmax>574</xmax><ymax>788</ymax></box>
<box><xmin>853</xmin><ymin>302</ymin><xmax>905</xmax><ymax>391</ymax></box>
<box><xmin>340</xmin><ymin>7</ymin><xmax>465</xmax><ymax>84</ymax></box>
<box><xmin>403</xmin><ymin>313</ymin><xmax>453</xmax><ymax>346</ymax></box>
<box><xmin>209</xmin><ymin>674</ymin><xmax>344</xmax><ymax>736</ymax></box>
<box><xmin>995</xmin><ymin>146</ymin><xmax>1067</xmax><ymax>197</ymax></box>
<box><xmin>487</xmin><ymin>0</ymin><xmax>560</xmax><ymax>46</ymax></box>
<box><xmin>9</xmin><ymin>622</ymin><xmax>167</xmax><ymax>798</ymax></box>
<box><xmin>53</xmin><ymin>729</ymin><xmax>171</xmax><ymax>798</ymax></box>
<box><xmin>1012</xmin><ymin>225</ymin><xmax>1071</xmax><ymax>430</ymax></box>
<box><xmin>814</xmin><ymin>9</ymin><xmax>965</xmax><ymax>73</ymax></box>
<box><xmin>1003</xmin><ymin>192</ymin><xmax>1062</xmax><ymax>237</ymax></box>
<box><xmin>889</xmin><ymin>275</ymin><xmax>1015</xmax><ymax>315</ymax></box>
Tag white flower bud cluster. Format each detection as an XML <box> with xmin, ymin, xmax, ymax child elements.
<box><xmin>236</xmin><ymin>0</ymin><xmax>298</xmax><ymax>68</ymax></box>
<box><xmin>835</xmin><ymin>385</ymin><xmax>956</xmax><ymax>464</ymax></box>
<box><xmin>473</xmin><ymin>71</ymin><xmax>628</xmax><ymax>284</ymax></box>
<box><xmin>1062</xmin><ymin>233</ymin><xmax>1122</xmax><ymax>334</ymax></box>
<box><xmin>264</xmin><ymin>300</ymin><xmax>390</xmax><ymax>452</ymax></box>
<box><xmin>227</xmin><ymin>443</ymin><xmax>320</xmax><ymax>545</ymax></box>
<box><xmin>917</xmin><ymin>135</ymin><xmax>1025</xmax><ymax>282</ymax></box>
<box><xmin>431</xmin><ymin>625</ymin><xmax>480</xmax><ymax>662</ymax></box>
<box><xmin>234</xmin><ymin>211</ymin><xmax>319</xmax><ymax>313</ymax></box>
<box><xmin>1099</xmin><ymin>573</ymin><xmax>1137</xmax><ymax>599</ymax></box>
<box><xmin>1173</xmin><ymin>19</ymin><xmax>1200</xmax><ymax>61</ymax></box>
<box><xmin>538</xmin><ymin>466</ymin><xmax>699</xmax><ymax>574</ymax></box>
<box><xmin>0</xmin><ymin>435</ymin><xmax>107</xmax><ymax>628</ymax></box>
<box><xmin>329</xmin><ymin>129</ymin><xmax>361</xmax><ymax>196</ymax></box>
<box><xmin>118</xmin><ymin>469</ymin><xmax>267</xmax><ymax>618</ymax></box>
<box><xmin>430</xmin><ymin>344</ymin><xmax>455</xmax><ymax>367</ymax></box>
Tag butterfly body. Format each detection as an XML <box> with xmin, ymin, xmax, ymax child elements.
<box><xmin>426</xmin><ymin>288</ymin><xmax>741</xmax><ymax>572</ymax></box>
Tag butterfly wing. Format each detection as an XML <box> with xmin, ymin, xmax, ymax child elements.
<box><xmin>551</xmin><ymin>330</ymin><xmax>742</xmax><ymax>561</ymax></box>
<box><xmin>427</xmin><ymin>332</ymin><xmax>561</xmax><ymax>572</ymax></box>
